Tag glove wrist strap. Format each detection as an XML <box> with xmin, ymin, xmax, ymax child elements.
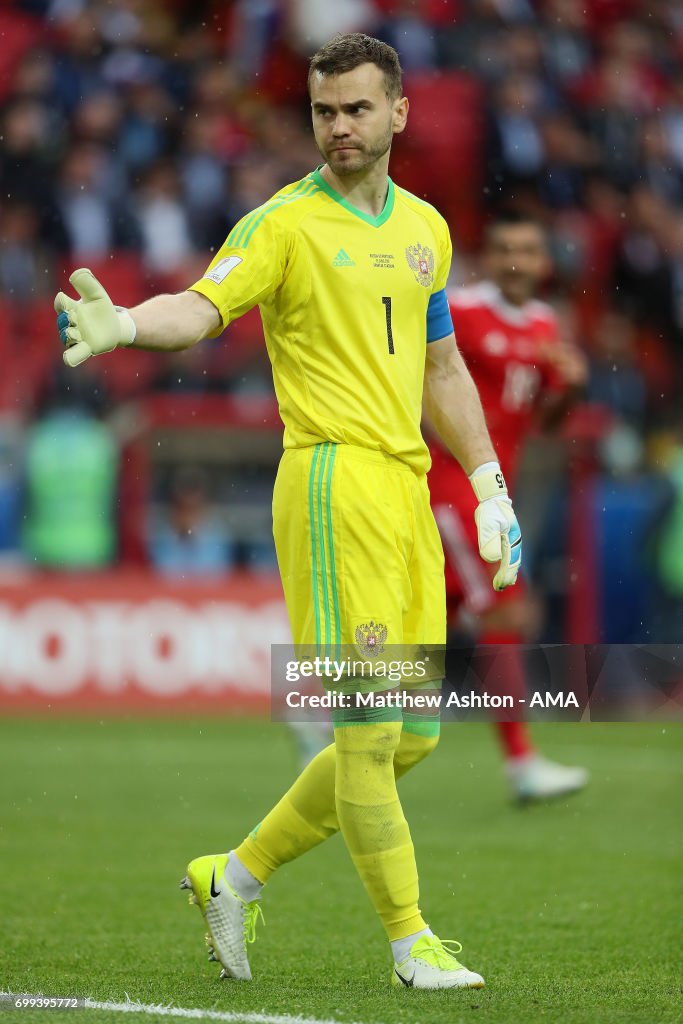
<box><xmin>115</xmin><ymin>307</ymin><xmax>136</xmax><ymax>347</ymax></box>
<box><xmin>469</xmin><ymin>462</ymin><xmax>508</xmax><ymax>503</ymax></box>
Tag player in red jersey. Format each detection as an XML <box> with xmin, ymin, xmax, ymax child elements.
<box><xmin>428</xmin><ymin>211</ymin><xmax>589</xmax><ymax>801</ymax></box>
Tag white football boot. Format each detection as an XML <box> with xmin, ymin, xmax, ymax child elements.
<box><xmin>391</xmin><ymin>935</ymin><xmax>485</xmax><ymax>990</ymax></box>
<box><xmin>180</xmin><ymin>853</ymin><xmax>263</xmax><ymax>980</ymax></box>
<box><xmin>506</xmin><ymin>754</ymin><xmax>588</xmax><ymax>802</ymax></box>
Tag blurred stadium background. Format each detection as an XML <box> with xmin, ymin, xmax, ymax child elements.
<box><xmin>0</xmin><ymin>4</ymin><xmax>681</xmax><ymax>1022</ymax></box>
<box><xmin>0</xmin><ymin>0</ymin><xmax>682</xmax><ymax>710</ymax></box>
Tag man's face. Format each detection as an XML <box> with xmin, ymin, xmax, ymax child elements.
<box><xmin>310</xmin><ymin>63</ymin><xmax>407</xmax><ymax>176</ymax></box>
<box><xmin>485</xmin><ymin>223</ymin><xmax>550</xmax><ymax>305</ymax></box>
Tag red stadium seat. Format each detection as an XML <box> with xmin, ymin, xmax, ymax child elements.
<box><xmin>0</xmin><ymin>11</ymin><xmax>42</xmax><ymax>103</ymax></box>
<box><xmin>392</xmin><ymin>72</ymin><xmax>484</xmax><ymax>248</ymax></box>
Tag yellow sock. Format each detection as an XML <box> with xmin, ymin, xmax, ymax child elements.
<box><xmin>235</xmin><ymin>716</ymin><xmax>439</xmax><ymax>898</ymax></box>
<box><xmin>334</xmin><ymin>720</ymin><xmax>425</xmax><ymax>940</ymax></box>
<box><xmin>235</xmin><ymin>742</ymin><xmax>337</xmax><ymax>883</ymax></box>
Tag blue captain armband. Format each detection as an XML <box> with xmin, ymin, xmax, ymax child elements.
<box><xmin>426</xmin><ymin>289</ymin><xmax>454</xmax><ymax>343</ymax></box>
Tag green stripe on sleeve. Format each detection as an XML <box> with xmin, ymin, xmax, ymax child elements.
<box><xmin>225</xmin><ymin>215</ymin><xmax>249</xmax><ymax>247</ymax></box>
<box><xmin>231</xmin><ymin>180</ymin><xmax>317</xmax><ymax>250</ymax></box>
<box><xmin>241</xmin><ymin>183</ymin><xmax>318</xmax><ymax>248</ymax></box>
<box><xmin>232</xmin><ymin>205</ymin><xmax>265</xmax><ymax>249</ymax></box>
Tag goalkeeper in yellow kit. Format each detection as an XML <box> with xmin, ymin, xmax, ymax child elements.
<box><xmin>55</xmin><ymin>34</ymin><xmax>521</xmax><ymax>990</ymax></box>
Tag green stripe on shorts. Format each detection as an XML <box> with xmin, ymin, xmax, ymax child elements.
<box><xmin>308</xmin><ymin>442</ymin><xmax>340</xmax><ymax>651</ymax></box>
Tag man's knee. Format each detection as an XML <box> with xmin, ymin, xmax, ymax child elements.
<box><xmin>333</xmin><ymin>712</ymin><xmax>403</xmax><ymax>769</ymax></box>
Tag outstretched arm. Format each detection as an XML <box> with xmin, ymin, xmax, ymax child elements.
<box><xmin>57</xmin><ymin>213</ymin><xmax>287</xmax><ymax>365</ymax></box>
<box><xmin>128</xmin><ymin>290</ymin><xmax>221</xmax><ymax>352</ymax></box>
<box><xmin>55</xmin><ymin>268</ymin><xmax>223</xmax><ymax>366</ymax></box>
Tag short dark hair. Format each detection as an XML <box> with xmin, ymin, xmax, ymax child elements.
<box><xmin>308</xmin><ymin>33</ymin><xmax>403</xmax><ymax>100</ymax></box>
<box><xmin>485</xmin><ymin>209</ymin><xmax>547</xmax><ymax>243</ymax></box>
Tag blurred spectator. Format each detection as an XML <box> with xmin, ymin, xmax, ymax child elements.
<box><xmin>638</xmin><ymin>116</ymin><xmax>683</xmax><ymax>206</ymax></box>
<box><xmin>50</xmin><ymin>7</ymin><xmax>106</xmax><ymax>115</ymax></box>
<box><xmin>649</xmin><ymin>421</ymin><xmax>683</xmax><ymax>641</ymax></box>
<box><xmin>594</xmin><ymin>422</ymin><xmax>670</xmax><ymax>642</ymax></box>
<box><xmin>576</xmin><ymin>21</ymin><xmax>665</xmax><ymax>188</ymax></box>
<box><xmin>230</xmin><ymin>0</ymin><xmax>282</xmax><ymax>82</ymax></box>
<box><xmin>0</xmin><ymin>416</ymin><xmax>24</xmax><ymax>559</ymax></box>
<box><xmin>585</xmin><ymin>308</ymin><xmax>648</xmax><ymax>427</ymax></box>
<box><xmin>505</xmin><ymin>24</ymin><xmax>544</xmax><ymax>72</ymax></box>
<box><xmin>117</xmin><ymin>78</ymin><xmax>174</xmax><ymax>173</ymax></box>
<box><xmin>614</xmin><ymin>187</ymin><xmax>683</xmax><ymax>358</ymax></box>
<box><xmin>134</xmin><ymin>160</ymin><xmax>194</xmax><ymax>276</ymax></box>
<box><xmin>487</xmin><ymin>74</ymin><xmax>546</xmax><ymax>201</ymax></box>
<box><xmin>0</xmin><ymin>98</ymin><xmax>66</xmax><ymax>250</ymax></box>
<box><xmin>0</xmin><ymin>202</ymin><xmax>53</xmax><ymax>300</ymax></box>
<box><xmin>252</xmin><ymin>104</ymin><xmax>321</xmax><ymax>182</ymax></box>
<box><xmin>179</xmin><ymin>116</ymin><xmax>229</xmax><ymax>250</ymax></box>
<box><xmin>56</xmin><ymin>142</ymin><xmax>140</xmax><ymax>259</ymax></box>
<box><xmin>540</xmin><ymin>0</ymin><xmax>592</xmax><ymax>88</ymax></box>
<box><xmin>149</xmin><ymin>467</ymin><xmax>235</xmax><ymax>578</ymax></box>
<box><xmin>545</xmin><ymin>172</ymin><xmax>624</xmax><ymax>289</ymax></box>
<box><xmin>72</xmin><ymin>89</ymin><xmax>123</xmax><ymax>148</ymax></box>
<box><xmin>22</xmin><ymin>372</ymin><xmax>118</xmax><ymax>569</ymax></box>
<box><xmin>662</xmin><ymin>73</ymin><xmax>683</xmax><ymax>173</ymax></box>
<box><xmin>537</xmin><ymin>110</ymin><xmax>599</xmax><ymax>209</ymax></box>
<box><xmin>9</xmin><ymin>48</ymin><xmax>58</xmax><ymax>106</ymax></box>
<box><xmin>379</xmin><ymin>1</ymin><xmax>438</xmax><ymax>71</ymax></box>
<box><xmin>287</xmin><ymin>0</ymin><xmax>378</xmax><ymax>54</ymax></box>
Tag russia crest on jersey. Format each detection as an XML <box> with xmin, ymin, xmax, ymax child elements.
<box><xmin>405</xmin><ymin>244</ymin><xmax>435</xmax><ymax>288</ymax></box>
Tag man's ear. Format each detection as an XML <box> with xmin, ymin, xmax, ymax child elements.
<box><xmin>392</xmin><ymin>96</ymin><xmax>409</xmax><ymax>135</ymax></box>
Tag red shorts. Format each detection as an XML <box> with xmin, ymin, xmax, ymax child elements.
<box><xmin>428</xmin><ymin>444</ymin><xmax>525</xmax><ymax>619</ymax></box>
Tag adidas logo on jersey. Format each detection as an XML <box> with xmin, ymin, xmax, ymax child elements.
<box><xmin>332</xmin><ymin>248</ymin><xmax>356</xmax><ymax>267</ymax></box>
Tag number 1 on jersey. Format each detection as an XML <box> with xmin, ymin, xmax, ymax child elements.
<box><xmin>381</xmin><ymin>296</ymin><xmax>394</xmax><ymax>355</ymax></box>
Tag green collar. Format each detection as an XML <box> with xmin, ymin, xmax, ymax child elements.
<box><xmin>311</xmin><ymin>167</ymin><xmax>395</xmax><ymax>227</ymax></box>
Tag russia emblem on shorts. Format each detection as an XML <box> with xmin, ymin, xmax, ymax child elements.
<box><xmin>405</xmin><ymin>243</ymin><xmax>435</xmax><ymax>288</ymax></box>
<box><xmin>355</xmin><ymin>621</ymin><xmax>388</xmax><ymax>657</ymax></box>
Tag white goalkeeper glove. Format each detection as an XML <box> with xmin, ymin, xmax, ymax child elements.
<box><xmin>470</xmin><ymin>462</ymin><xmax>522</xmax><ymax>591</ymax></box>
<box><xmin>55</xmin><ymin>268</ymin><xmax>136</xmax><ymax>367</ymax></box>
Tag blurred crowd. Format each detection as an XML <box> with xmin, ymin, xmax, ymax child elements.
<box><xmin>1</xmin><ymin>0</ymin><xmax>683</xmax><ymax>641</ymax></box>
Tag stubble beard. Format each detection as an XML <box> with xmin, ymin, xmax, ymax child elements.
<box><xmin>321</xmin><ymin>125</ymin><xmax>393</xmax><ymax>177</ymax></box>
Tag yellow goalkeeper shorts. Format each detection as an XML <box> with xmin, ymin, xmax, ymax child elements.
<box><xmin>272</xmin><ymin>443</ymin><xmax>446</xmax><ymax>657</ymax></box>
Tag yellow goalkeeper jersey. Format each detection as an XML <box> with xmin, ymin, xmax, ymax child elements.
<box><xmin>190</xmin><ymin>168</ymin><xmax>452</xmax><ymax>474</ymax></box>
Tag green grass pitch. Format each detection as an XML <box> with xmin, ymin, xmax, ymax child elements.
<box><xmin>0</xmin><ymin>717</ymin><xmax>680</xmax><ymax>1024</ymax></box>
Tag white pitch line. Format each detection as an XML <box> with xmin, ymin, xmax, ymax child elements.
<box><xmin>0</xmin><ymin>992</ymin><xmax>371</xmax><ymax>1024</ymax></box>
